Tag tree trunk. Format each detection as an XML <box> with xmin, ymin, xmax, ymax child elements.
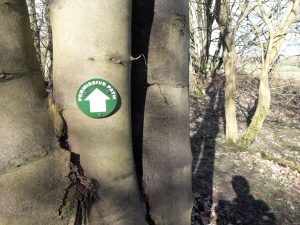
<box><xmin>223</xmin><ymin>39</ymin><xmax>238</xmax><ymax>143</ymax></box>
<box><xmin>239</xmin><ymin>0</ymin><xmax>300</xmax><ymax>146</ymax></box>
<box><xmin>132</xmin><ymin>1</ymin><xmax>193</xmax><ymax>224</ymax></box>
<box><xmin>239</xmin><ymin>28</ymin><xmax>273</xmax><ymax>146</ymax></box>
<box><xmin>49</xmin><ymin>0</ymin><xmax>147</xmax><ymax>224</ymax></box>
<box><xmin>239</xmin><ymin>70</ymin><xmax>270</xmax><ymax>146</ymax></box>
<box><xmin>0</xmin><ymin>0</ymin><xmax>69</xmax><ymax>224</ymax></box>
<box><xmin>216</xmin><ymin>0</ymin><xmax>238</xmax><ymax>143</ymax></box>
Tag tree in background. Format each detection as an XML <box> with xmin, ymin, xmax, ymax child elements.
<box><xmin>240</xmin><ymin>0</ymin><xmax>300</xmax><ymax>145</ymax></box>
<box><xmin>27</xmin><ymin>0</ymin><xmax>41</xmax><ymax>63</ymax></box>
<box><xmin>189</xmin><ymin>0</ymin><xmax>222</xmax><ymax>93</ymax></box>
<box><xmin>190</xmin><ymin>0</ymin><xmax>300</xmax><ymax>146</ymax></box>
<box><xmin>215</xmin><ymin>0</ymin><xmax>253</xmax><ymax>143</ymax></box>
<box><xmin>27</xmin><ymin>0</ymin><xmax>53</xmax><ymax>91</ymax></box>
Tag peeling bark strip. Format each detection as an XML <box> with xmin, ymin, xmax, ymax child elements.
<box><xmin>50</xmin><ymin>0</ymin><xmax>148</xmax><ymax>224</ymax></box>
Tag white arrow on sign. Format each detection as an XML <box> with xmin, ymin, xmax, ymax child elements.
<box><xmin>85</xmin><ymin>88</ymin><xmax>110</xmax><ymax>113</ymax></box>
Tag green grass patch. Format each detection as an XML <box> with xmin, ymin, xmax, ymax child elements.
<box><xmin>279</xmin><ymin>139</ymin><xmax>300</xmax><ymax>152</ymax></box>
<box><xmin>195</xmin><ymin>91</ymin><xmax>210</xmax><ymax>99</ymax></box>
<box><xmin>260</xmin><ymin>151</ymin><xmax>300</xmax><ymax>173</ymax></box>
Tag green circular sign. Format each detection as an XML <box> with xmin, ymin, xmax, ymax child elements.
<box><xmin>76</xmin><ymin>78</ymin><xmax>120</xmax><ymax>119</ymax></box>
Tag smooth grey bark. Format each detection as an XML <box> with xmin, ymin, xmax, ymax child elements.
<box><xmin>0</xmin><ymin>0</ymin><xmax>51</xmax><ymax>179</ymax></box>
<box><xmin>132</xmin><ymin>0</ymin><xmax>193</xmax><ymax>224</ymax></box>
<box><xmin>0</xmin><ymin>0</ymin><xmax>69</xmax><ymax>224</ymax></box>
<box><xmin>50</xmin><ymin>0</ymin><xmax>148</xmax><ymax>224</ymax></box>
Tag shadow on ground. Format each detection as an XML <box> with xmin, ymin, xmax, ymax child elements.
<box><xmin>191</xmin><ymin>73</ymin><xmax>225</xmax><ymax>225</ymax></box>
<box><xmin>216</xmin><ymin>176</ymin><xmax>276</xmax><ymax>225</ymax></box>
<box><xmin>190</xmin><ymin>74</ymin><xmax>277</xmax><ymax>225</ymax></box>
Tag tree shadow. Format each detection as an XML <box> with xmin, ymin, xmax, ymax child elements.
<box><xmin>215</xmin><ymin>176</ymin><xmax>276</xmax><ymax>225</ymax></box>
<box><xmin>246</xmin><ymin>98</ymin><xmax>258</xmax><ymax>126</ymax></box>
<box><xmin>191</xmin><ymin>73</ymin><xmax>225</xmax><ymax>225</ymax></box>
<box><xmin>131</xmin><ymin>1</ymin><xmax>155</xmax><ymax>223</ymax></box>
<box><xmin>131</xmin><ymin>0</ymin><xmax>154</xmax><ymax>189</ymax></box>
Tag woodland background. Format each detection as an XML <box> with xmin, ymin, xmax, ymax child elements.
<box><xmin>1</xmin><ymin>0</ymin><xmax>299</xmax><ymax>224</ymax></box>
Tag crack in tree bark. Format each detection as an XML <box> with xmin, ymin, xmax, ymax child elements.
<box><xmin>48</xmin><ymin>94</ymin><xmax>99</xmax><ymax>225</ymax></box>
